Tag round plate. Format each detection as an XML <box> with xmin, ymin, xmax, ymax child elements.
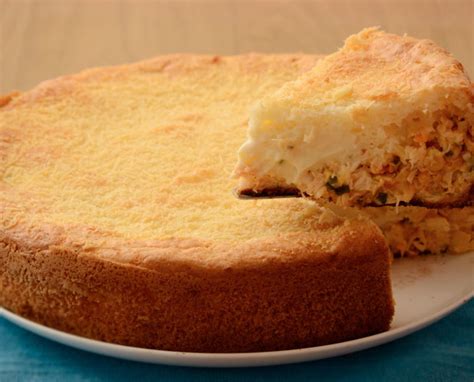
<box><xmin>1</xmin><ymin>253</ymin><xmax>473</xmax><ymax>367</ymax></box>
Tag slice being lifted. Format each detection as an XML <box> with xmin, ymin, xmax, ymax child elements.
<box><xmin>235</xmin><ymin>28</ymin><xmax>474</xmax><ymax>207</ymax></box>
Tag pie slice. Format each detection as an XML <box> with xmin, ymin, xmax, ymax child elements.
<box><xmin>235</xmin><ymin>28</ymin><xmax>474</xmax><ymax>207</ymax></box>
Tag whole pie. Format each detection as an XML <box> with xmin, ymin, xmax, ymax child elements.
<box><xmin>0</xmin><ymin>54</ymin><xmax>394</xmax><ymax>352</ymax></box>
<box><xmin>1</xmin><ymin>37</ymin><xmax>472</xmax><ymax>351</ymax></box>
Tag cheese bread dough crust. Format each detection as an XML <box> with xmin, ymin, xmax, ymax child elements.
<box><xmin>0</xmin><ymin>54</ymin><xmax>394</xmax><ymax>352</ymax></box>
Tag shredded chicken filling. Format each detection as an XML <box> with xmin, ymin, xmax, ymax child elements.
<box><xmin>304</xmin><ymin>108</ymin><xmax>473</xmax><ymax>206</ymax></box>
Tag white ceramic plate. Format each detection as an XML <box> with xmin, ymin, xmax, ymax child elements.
<box><xmin>2</xmin><ymin>252</ymin><xmax>473</xmax><ymax>367</ymax></box>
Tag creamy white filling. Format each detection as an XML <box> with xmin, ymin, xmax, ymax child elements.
<box><xmin>238</xmin><ymin>108</ymin><xmax>359</xmax><ymax>184</ymax></box>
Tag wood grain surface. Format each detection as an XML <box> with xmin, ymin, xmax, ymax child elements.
<box><xmin>0</xmin><ymin>0</ymin><xmax>472</xmax><ymax>93</ymax></box>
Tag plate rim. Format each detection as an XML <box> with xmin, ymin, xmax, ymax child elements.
<box><xmin>1</xmin><ymin>288</ymin><xmax>473</xmax><ymax>368</ymax></box>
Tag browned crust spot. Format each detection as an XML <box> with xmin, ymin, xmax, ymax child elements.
<box><xmin>0</xmin><ymin>92</ymin><xmax>20</xmax><ymax>108</ymax></box>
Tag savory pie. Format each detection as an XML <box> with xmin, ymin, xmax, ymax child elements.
<box><xmin>0</xmin><ymin>54</ymin><xmax>394</xmax><ymax>352</ymax></box>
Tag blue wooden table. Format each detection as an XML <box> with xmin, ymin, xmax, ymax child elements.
<box><xmin>1</xmin><ymin>300</ymin><xmax>473</xmax><ymax>381</ymax></box>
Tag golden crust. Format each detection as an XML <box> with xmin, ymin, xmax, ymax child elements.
<box><xmin>1</xmin><ymin>221</ymin><xmax>393</xmax><ymax>352</ymax></box>
<box><xmin>0</xmin><ymin>54</ymin><xmax>325</xmax><ymax>242</ymax></box>
<box><xmin>0</xmin><ymin>54</ymin><xmax>394</xmax><ymax>352</ymax></box>
<box><xmin>1</xmin><ymin>209</ymin><xmax>394</xmax><ymax>352</ymax></box>
<box><xmin>271</xmin><ymin>27</ymin><xmax>472</xmax><ymax>107</ymax></box>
